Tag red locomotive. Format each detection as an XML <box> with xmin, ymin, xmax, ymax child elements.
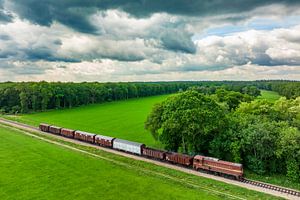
<box><xmin>193</xmin><ymin>155</ymin><xmax>243</xmax><ymax>179</ymax></box>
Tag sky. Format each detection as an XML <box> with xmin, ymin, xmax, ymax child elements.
<box><xmin>0</xmin><ymin>0</ymin><xmax>300</xmax><ymax>82</ymax></box>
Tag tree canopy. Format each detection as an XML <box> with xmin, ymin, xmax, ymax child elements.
<box><xmin>146</xmin><ymin>89</ymin><xmax>300</xmax><ymax>181</ymax></box>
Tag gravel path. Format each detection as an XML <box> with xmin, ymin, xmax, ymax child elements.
<box><xmin>0</xmin><ymin>118</ymin><xmax>299</xmax><ymax>200</ymax></box>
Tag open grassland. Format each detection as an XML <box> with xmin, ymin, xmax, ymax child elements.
<box><xmin>257</xmin><ymin>90</ymin><xmax>281</xmax><ymax>102</ymax></box>
<box><xmin>0</xmin><ymin>125</ymin><xmax>278</xmax><ymax>200</ymax></box>
<box><xmin>5</xmin><ymin>90</ymin><xmax>282</xmax><ymax>149</ymax></box>
<box><xmin>5</xmin><ymin>95</ymin><xmax>169</xmax><ymax>148</ymax></box>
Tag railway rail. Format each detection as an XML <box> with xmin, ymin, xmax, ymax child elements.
<box><xmin>1</xmin><ymin>117</ymin><xmax>300</xmax><ymax>200</ymax></box>
<box><xmin>241</xmin><ymin>178</ymin><xmax>300</xmax><ymax>198</ymax></box>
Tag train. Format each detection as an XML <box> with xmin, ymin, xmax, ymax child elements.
<box><xmin>39</xmin><ymin>123</ymin><xmax>244</xmax><ymax>179</ymax></box>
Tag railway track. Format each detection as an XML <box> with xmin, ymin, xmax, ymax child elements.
<box><xmin>241</xmin><ymin>178</ymin><xmax>300</xmax><ymax>198</ymax></box>
<box><xmin>1</xmin><ymin>117</ymin><xmax>300</xmax><ymax>199</ymax></box>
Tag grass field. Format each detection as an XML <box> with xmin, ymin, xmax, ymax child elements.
<box><xmin>4</xmin><ymin>90</ymin><xmax>282</xmax><ymax>149</ymax></box>
<box><xmin>0</xmin><ymin>125</ymin><xmax>278</xmax><ymax>200</ymax></box>
<box><xmin>257</xmin><ymin>90</ymin><xmax>281</xmax><ymax>102</ymax></box>
<box><xmin>5</xmin><ymin>95</ymin><xmax>169</xmax><ymax>148</ymax></box>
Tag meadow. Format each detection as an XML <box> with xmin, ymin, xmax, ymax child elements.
<box><xmin>4</xmin><ymin>90</ymin><xmax>282</xmax><ymax>149</ymax></box>
<box><xmin>5</xmin><ymin>95</ymin><xmax>169</xmax><ymax>148</ymax></box>
<box><xmin>0</xmin><ymin>125</ymin><xmax>277</xmax><ymax>200</ymax></box>
<box><xmin>257</xmin><ymin>90</ymin><xmax>281</xmax><ymax>102</ymax></box>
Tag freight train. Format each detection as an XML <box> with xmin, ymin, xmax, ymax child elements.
<box><xmin>39</xmin><ymin>123</ymin><xmax>244</xmax><ymax>179</ymax></box>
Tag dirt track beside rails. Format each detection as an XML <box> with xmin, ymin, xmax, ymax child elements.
<box><xmin>0</xmin><ymin>118</ymin><xmax>299</xmax><ymax>200</ymax></box>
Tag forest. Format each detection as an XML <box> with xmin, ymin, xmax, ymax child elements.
<box><xmin>0</xmin><ymin>80</ymin><xmax>297</xmax><ymax>114</ymax></box>
<box><xmin>145</xmin><ymin>82</ymin><xmax>300</xmax><ymax>181</ymax></box>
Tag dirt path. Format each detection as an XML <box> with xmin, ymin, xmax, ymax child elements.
<box><xmin>0</xmin><ymin>118</ymin><xmax>299</xmax><ymax>200</ymax></box>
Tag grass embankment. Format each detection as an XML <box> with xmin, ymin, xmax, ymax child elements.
<box><xmin>4</xmin><ymin>95</ymin><xmax>169</xmax><ymax>148</ymax></box>
<box><xmin>0</xmin><ymin>125</ymin><xmax>278</xmax><ymax>200</ymax></box>
<box><xmin>257</xmin><ymin>90</ymin><xmax>281</xmax><ymax>102</ymax></box>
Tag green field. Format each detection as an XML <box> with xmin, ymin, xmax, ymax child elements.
<box><xmin>0</xmin><ymin>125</ymin><xmax>277</xmax><ymax>200</ymax></box>
<box><xmin>5</xmin><ymin>95</ymin><xmax>169</xmax><ymax>148</ymax></box>
<box><xmin>257</xmin><ymin>90</ymin><xmax>281</xmax><ymax>102</ymax></box>
<box><xmin>4</xmin><ymin>90</ymin><xmax>282</xmax><ymax>150</ymax></box>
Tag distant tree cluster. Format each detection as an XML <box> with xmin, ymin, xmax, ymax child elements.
<box><xmin>246</xmin><ymin>80</ymin><xmax>300</xmax><ymax>99</ymax></box>
<box><xmin>271</xmin><ymin>82</ymin><xmax>300</xmax><ymax>99</ymax></box>
<box><xmin>0</xmin><ymin>82</ymin><xmax>202</xmax><ymax>114</ymax></box>
<box><xmin>0</xmin><ymin>80</ymin><xmax>298</xmax><ymax>115</ymax></box>
<box><xmin>0</xmin><ymin>81</ymin><xmax>262</xmax><ymax>114</ymax></box>
<box><xmin>146</xmin><ymin>90</ymin><xmax>300</xmax><ymax>181</ymax></box>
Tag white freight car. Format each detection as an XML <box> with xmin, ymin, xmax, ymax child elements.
<box><xmin>113</xmin><ymin>138</ymin><xmax>145</xmax><ymax>155</ymax></box>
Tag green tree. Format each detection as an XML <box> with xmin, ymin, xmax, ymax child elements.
<box><xmin>145</xmin><ymin>90</ymin><xmax>226</xmax><ymax>154</ymax></box>
<box><xmin>276</xmin><ymin>127</ymin><xmax>300</xmax><ymax>181</ymax></box>
<box><xmin>19</xmin><ymin>91</ymin><xmax>28</xmax><ymax>113</ymax></box>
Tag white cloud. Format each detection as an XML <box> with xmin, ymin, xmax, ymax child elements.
<box><xmin>0</xmin><ymin>6</ymin><xmax>300</xmax><ymax>81</ymax></box>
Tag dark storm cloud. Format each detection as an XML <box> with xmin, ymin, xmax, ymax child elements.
<box><xmin>0</xmin><ymin>9</ymin><xmax>12</xmax><ymax>22</ymax></box>
<box><xmin>160</xmin><ymin>30</ymin><xmax>196</xmax><ymax>54</ymax></box>
<box><xmin>0</xmin><ymin>0</ymin><xmax>12</xmax><ymax>23</ymax></box>
<box><xmin>0</xmin><ymin>34</ymin><xmax>10</xmax><ymax>40</ymax></box>
<box><xmin>24</xmin><ymin>47</ymin><xmax>81</xmax><ymax>63</ymax></box>
<box><xmin>0</xmin><ymin>60</ymin><xmax>53</xmax><ymax>75</ymax></box>
<box><xmin>8</xmin><ymin>1</ymin><xmax>98</xmax><ymax>33</ymax></box>
<box><xmin>7</xmin><ymin>0</ymin><xmax>300</xmax><ymax>34</ymax></box>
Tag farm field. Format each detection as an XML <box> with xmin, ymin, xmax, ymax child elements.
<box><xmin>257</xmin><ymin>90</ymin><xmax>281</xmax><ymax>102</ymax></box>
<box><xmin>4</xmin><ymin>95</ymin><xmax>169</xmax><ymax>148</ymax></box>
<box><xmin>0</xmin><ymin>125</ymin><xmax>278</xmax><ymax>200</ymax></box>
<box><xmin>2</xmin><ymin>90</ymin><xmax>282</xmax><ymax>149</ymax></box>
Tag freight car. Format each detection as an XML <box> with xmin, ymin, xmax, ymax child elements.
<box><xmin>142</xmin><ymin>146</ymin><xmax>166</xmax><ymax>160</ymax></box>
<box><xmin>61</xmin><ymin>128</ymin><xmax>75</xmax><ymax>138</ymax></box>
<box><xmin>193</xmin><ymin>155</ymin><xmax>243</xmax><ymax>179</ymax></box>
<box><xmin>49</xmin><ymin>125</ymin><xmax>62</xmax><ymax>135</ymax></box>
<box><xmin>165</xmin><ymin>152</ymin><xmax>194</xmax><ymax>167</ymax></box>
<box><xmin>74</xmin><ymin>131</ymin><xmax>96</xmax><ymax>143</ymax></box>
<box><xmin>95</xmin><ymin>134</ymin><xmax>115</xmax><ymax>148</ymax></box>
<box><xmin>113</xmin><ymin>138</ymin><xmax>145</xmax><ymax>155</ymax></box>
<box><xmin>39</xmin><ymin>123</ymin><xmax>50</xmax><ymax>132</ymax></box>
<box><xmin>38</xmin><ymin>123</ymin><xmax>244</xmax><ymax>179</ymax></box>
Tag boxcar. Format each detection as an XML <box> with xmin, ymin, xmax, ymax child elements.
<box><xmin>193</xmin><ymin>155</ymin><xmax>243</xmax><ymax>179</ymax></box>
<box><xmin>113</xmin><ymin>139</ymin><xmax>145</xmax><ymax>155</ymax></box>
<box><xmin>39</xmin><ymin>123</ymin><xmax>50</xmax><ymax>132</ymax></box>
<box><xmin>95</xmin><ymin>134</ymin><xmax>115</xmax><ymax>148</ymax></box>
<box><xmin>49</xmin><ymin>125</ymin><xmax>62</xmax><ymax>135</ymax></box>
<box><xmin>142</xmin><ymin>146</ymin><xmax>166</xmax><ymax>160</ymax></box>
<box><xmin>61</xmin><ymin>128</ymin><xmax>75</xmax><ymax>138</ymax></box>
<box><xmin>165</xmin><ymin>152</ymin><xmax>194</xmax><ymax>166</ymax></box>
<box><xmin>74</xmin><ymin>131</ymin><xmax>96</xmax><ymax>143</ymax></box>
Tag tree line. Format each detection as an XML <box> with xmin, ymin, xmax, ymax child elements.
<box><xmin>146</xmin><ymin>89</ymin><xmax>300</xmax><ymax>181</ymax></box>
<box><xmin>0</xmin><ymin>81</ymin><xmax>262</xmax><ymax>114</ymax></box>
<box><xmin>0</xmin><ymin>82</ymin><xmax>196</xmax><ymax>114</ymax></box>
<box><xmin>0</xmin><ymin>80</ymin><xmax>298</xmax><ymax>114</ymax></box>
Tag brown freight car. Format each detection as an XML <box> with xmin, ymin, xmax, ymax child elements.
<box><xmin>61</xmin><ymin>128</ymin><xmax>75</xmax><ymax>138</ymax></box>
<box><xmin>165</xmin><ymin>152</ymin><xmax>193</xmax><ymax>166</ymax></box>
<box><xmin>142</xmin><ymin>147</ymin><xmax>166</xmax><ymax>160</ymax></box>
<box><xmin>49</xmin><ymin>125</ymin><xmax>62</xmax><ymax>135</ymax></box>
<box><xmin>95</xmin><ymin>134</ymin><xmax>115</xmax><ymax>148</ymax></box>
<box><xmin>74</xmin><ymin>131</ymin><xmax>96</xmax><ymax>143</ymax></box>
<box><xmin>39</xmin><ymin>123</ymin><xmax>50</xmax><ymax>132</ymax></box>
<box><xmin>193</xmin><ymin>155</ymin><xmax>243</xmax><ymax>179</ymax></box>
